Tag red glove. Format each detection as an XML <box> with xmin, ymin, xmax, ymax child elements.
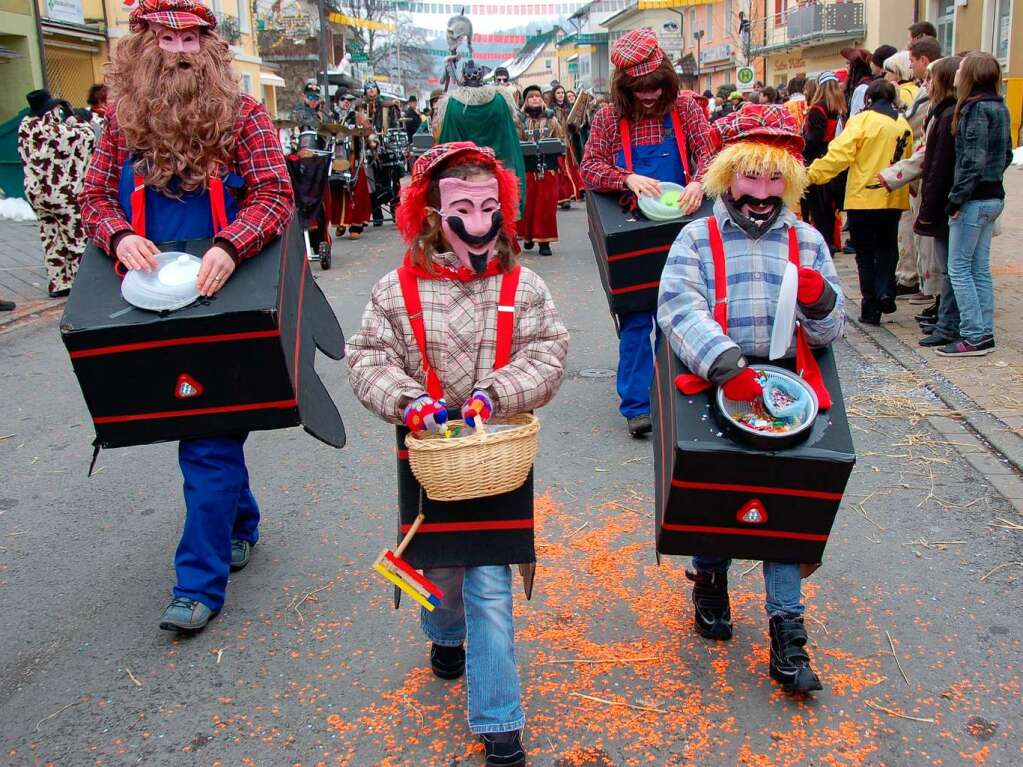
<box><xmin>721</xmin><ymin>368</ymin><xmax>763</xmax><ymax>402</ymax></box>
<box><xmin>796</xmin><ymin>267</ymin><xmax>826</xmax><ymax>305</ymax></box>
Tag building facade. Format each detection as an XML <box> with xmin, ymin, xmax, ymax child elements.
<box><xmin>916</xmin><ymin>0</ymin><xmax>1021</xmax><ymax>145</ymax></box>
<box><xmin>37</xmin><ymin>0</ymin><xmax>108</xmax><ymax>107</ymax></box>
<box><xmin>0</xmin><ymin>0</ymin><xmax>46</xmax><ymax>124</ymax></box>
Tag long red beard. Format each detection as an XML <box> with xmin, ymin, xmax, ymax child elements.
<box><xmin>108</xmin><ymin>31</ymin><xmax>241</xmax><ymax>194</ymax></box>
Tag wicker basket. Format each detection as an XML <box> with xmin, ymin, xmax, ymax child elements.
<box><xmin>405</xmin><ymin>414</ymin><xmax>540</xmax><ymax>501</ymax></box>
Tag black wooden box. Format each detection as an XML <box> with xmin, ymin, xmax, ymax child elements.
<box><xmin>651</xmin><ymin>337</ymin><xmax>855</xmax><ymax>564</ymax></box>
<box><xmin>60</xmin><ymin>220</ymin><xmax>346</xmax><ymax>449</ymax></box>
<box><xmin>586</xmin><ymin>191</ymin><xmax>714</xmax><ymax>315</ymax></box>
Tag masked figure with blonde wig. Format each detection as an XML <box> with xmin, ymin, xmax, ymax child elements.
<box><xmin>79</xmin><ymin>0</ymin><xmax>294</xmax><ymax>633</ymax></box>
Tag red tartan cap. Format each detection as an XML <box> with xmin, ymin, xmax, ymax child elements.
<box><xmin>129</xmin><ymin>0</ymin><xmax>217</xmax><ymax>32</ymax></box>
<box><xmin>410</xmin><ymin>141</ymin><xmax>498</xmax><ymax>185</ymax></box>
<box><xmin>714</xmin><ymin>104</ymin><xmax>805</xmax><ymax>157</ymax></box>
<box><xmin>611</xmin><ymin>29</ymin><xmax>664</xmax><ymax>78</ymax></box>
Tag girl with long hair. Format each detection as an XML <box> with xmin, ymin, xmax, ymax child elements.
<box><xmin>347</xmin><ymin>142</ymin><xmax>568</xmax><ymax>767</ymax></box>
<box><xmin>549</xmin><ymin>84</ymin><xmax>584</xmax><ymax>205</ymax></box>
<box><xmin>936</xmin><ymin>52</ymin><xmax>1014</xmax><ymax>356</ymax></box>
<box><xmin>801</xmin><ymin>71</ymin><xmax>847</xmax><ymax>251</ymax></box>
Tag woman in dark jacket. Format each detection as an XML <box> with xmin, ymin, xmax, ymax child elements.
<box><xmin>915</xmin><ymin>57</ymin><xmax>961</xmax><ymax>348</ymax></box>
<box><xmin>801</xmin><ymin>71</ymin><xmax>847</xmax><ymax>251</ymax></box>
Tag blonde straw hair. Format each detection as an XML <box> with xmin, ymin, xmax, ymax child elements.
<box><xmin>702</xmin><ymin>141</ymin><xmax>808</xmax><ymax>211</ymax></box>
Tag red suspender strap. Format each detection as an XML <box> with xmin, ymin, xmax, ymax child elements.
<box><xmin>131</xmin><ymin>172</ymin><xmax>146</xmax><ymax>238</ymax></box>
<box><xmin>706</xmin><ymin>216</ymin><xmax>728</xmax><ymax>334</ymax></box>
<box><xmin>494</xmin><ymin>266</ymin><xmax>521</xmax><ymax>370</ymax></box>
<box><xmin>397</xmin><ymin>266</ymin><xmax>445</xmax><ymax>401</ymax></box>
<box><xmin>208</xmin><ymin>175</ymin><xmax>229</xmax><ymax>234</ymax></box>
<box><xmin>618</xmin><ymin>118</ymin><xmax>633</xmax><ymax>173</ymax></box>
<box><xmin>669</xmin><ymin>109</ymin><xmax>692</xmax><ymax>182</ymax></box>
<box><xmin>787</xmin><ymin>226</ymin><xmax>832</xmax><ymax>410</ymax></box>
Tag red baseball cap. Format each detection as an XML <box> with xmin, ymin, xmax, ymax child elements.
<box><xmin>129</xmin><ymin>0</ymin><xmax>217</xmax><ymax>33</ymax></box>
<box><xmin>611</xmin><ymin>29</ymin><xmax>664</xmax><ymax>78</ymax></box>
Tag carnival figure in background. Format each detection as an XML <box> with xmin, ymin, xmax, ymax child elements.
<box><xmin>18</xmin><ymin>89</ymin><xmax>95</xmax><ymax>296</ymax></box>
<box><xmin>294</xmin><ymin>81</ymin><xmax>325</xmax><ymax>130</ymax></box>
<box><xmin>657</xmin><ymin>105</ymin><xmax>845</xmax><ymax>693</ymax></box>
<box><xmin>442</xmin><ymin>11</ymin><xmax>474</xmax><ymax>92</ymax></box>
<box><xmin>347</xmin><ymin>141</ymin><xmax>568</xmax><ymax>767</ymax></box>
<box><xmin>363</xmin><ymin>80</ymin><xmax>404</xmax><ymax>227</ymax></box>
<box><xmin>580</xmin><ymin>28</ymin><xmax>716</xmax><ymax>438</ymax></box>
<box><xmin>433</xmin><ymin>58</ymin><xmax>526</xmax><ymax>216</ymax></box>
<box><xmin>517</xmin><ymin>85</ymin><xmax>562</xmax><ymax>255</ymax></box>
<box><xmin>548</xmin><ymin>82</ymin><xmax>583</xmax><ymax>206</ymax></box>
<box><xmin>329</xmin><ymin>92</ymin><xmax>373</xmax><ymax>240</ymax></box>
<box><xmin>79</xmin><ymin>0</ymin><xmax>294</xmax><ymax>633</ymax></box>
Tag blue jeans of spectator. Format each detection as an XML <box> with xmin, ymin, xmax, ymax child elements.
<box><xmin>693</xmin><ymin>556</ymin><xmax>804</xmax><ymax>617</ymax></box>
<box><xmin>948</xmin><ymin>199</ymin><xmax>1003</xmax><ymax>345</ymax></box>
<box><xmin>420</xmin><ymin>565</ymin><xmax>525</xmax><ymax>734</ymax></box>
<box><xmin>175</xmin><ymin>434</ymin><xmax>260</xmax><ymax>611</ymax></box>
<box><xmin>930</xmin><ymin>236</ymin><xmax>960</xmax><ymax>339</ymax></box>
<box><xmin>617</xmin><ymin>310</ymin><xmax>654</xmax><ymax>418</ymax></box>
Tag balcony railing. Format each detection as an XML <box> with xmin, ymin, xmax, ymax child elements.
<box><xmin>749</xmin><ymin>1</ymin><xmax>865</xmax><ymax>56</ymax></box>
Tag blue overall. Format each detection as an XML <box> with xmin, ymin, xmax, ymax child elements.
<box><xmin>614</xmin><ymin>115</ymin><xmax>687</xmax><ymax>418</ymax></box>
<box><xmin>119</xmin><ymin>161</ymin><xmax>254</xmax><ymax>612</ymax></box>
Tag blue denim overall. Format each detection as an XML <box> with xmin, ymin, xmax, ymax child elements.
<box><xmin>614</xmin><ymin>114</ymin><xmax>686</xmax><ymax>418</ymax></box>
<box><xmin>119</xmin><ymin>161</ymin><xmax>254</xmax><ymax>612</ymax></box>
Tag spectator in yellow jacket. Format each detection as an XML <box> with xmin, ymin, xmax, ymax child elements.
<box><xmin>808</xmin><ymin>80</ymin><xmax>913</xmax><ymax>326</ymax></box>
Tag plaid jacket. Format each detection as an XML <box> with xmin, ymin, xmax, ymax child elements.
<box><xmin>580</xmin><ymin>92</ymin><xmax>717</xmax><ymax>191</ymax></box>
<box><xmin>79</xmin><ymin>95</ymin><xmax>293</xmax><ymax>262</ymax></box>
<box><xmin>347</xmin><ymin>252</ymin><xmax>570</xmax><ymax>424</ymax></box>
<box><xmin>656</xmin><ymin>199</ymin><xmax>846</xmax><ymax>380</ymax></box>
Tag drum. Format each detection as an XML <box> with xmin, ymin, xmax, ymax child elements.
<box><xmin>298</xmin><ymin>130</ymin><xmax>325</xmax><ymax>151</ymax></box>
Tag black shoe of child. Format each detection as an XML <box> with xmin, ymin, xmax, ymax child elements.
<box><xmin>538</xmin><ymin>243</ymin><xmax>553</xmax><ymax>256</ymax></box>
<box><xmin>430</xmin><ymin>643</ymin><xmax>465</xmax><ymax>680</ymax></box>
<box><xmin>685</xmin><ymin>569</ymin><xmax>732</xmax><ymax>640</ymax></box>
<box><xmin>522</xmin><ymin>240</ymin><xmax>534</xmax><ymax>250</ymax></box>
<box><xmin>769</xmin><ymin>615</ymin><xmax>823</xmax><ymax>693</ymax></box>
<box><xmin>481</xmin><ymin>730</ymin><xmax>525</xmax><ymax>767</ymax></box>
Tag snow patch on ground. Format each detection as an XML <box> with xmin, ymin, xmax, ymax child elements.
<box><xmin>0</xmin><ymin>197</ymin><xmax>37</xmax><ymax>222</ymax></box>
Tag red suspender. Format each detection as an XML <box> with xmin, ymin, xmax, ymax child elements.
<box><xmin>397</xmin><ymin>265</ymin><xmax>521</xmax><ymax>402</ymax></box>
<box><xmin>706</xmin><ymin>215</ymin><xmax>729</xmax><ymax>333</ymax></box>
<box><xmin>131</xmin><ymin>172</ymin><xmax>230</xmax><ymax>239</ymax></box>
<box><xmin>397</xmin><ymin>266</ymin><xmax>445</xmax><ymax>401</ymax></box>
<box><xmin>617</xmin><ymin>111</ymin><xmax>692</xmax><ymax>181</ymax></box>
<box><xmin>494</xmin><ymin>266</ymin><xmax>521</xmax><ymax>369</ymax></box>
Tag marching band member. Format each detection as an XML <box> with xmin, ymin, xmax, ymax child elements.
<box><xmin>580</xmin><ymin>28</ymin><xmax>716</xmax><ymax>438</ymax></box>
<box><xmin>549</xmin><ymin>82</ymin><xmax>583</xmax><ymax>206</ymax></box>
<box><xmin>518</xmin><ymin>85</ymin><xmax>563</xmax><ymax>256</ymax></box>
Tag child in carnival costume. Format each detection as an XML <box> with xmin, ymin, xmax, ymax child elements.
<box><xmin>346</xmin><ymin>142</ymin><xmax>569</xmax><ymax>766</ymax></box>
<box><xmin>656</xmin><ymin>105</ymin><xmax>846</xmax><ymax>693</ymax></box>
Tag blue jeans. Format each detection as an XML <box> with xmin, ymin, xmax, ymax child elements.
<box><xmin>617</xmin><ymin>310</ymin><xmax>654</xmax><ymax>418</ymax></box>
<box><xmin>175</xmin><ymin>435</ymin><xmax>260</xmax><ymax>611</ymax></box>
<box><xmin>948</xmin><ymin>199</ymin><xmax>1003</xmax><ymax>345</ymax></box>
<box><xmin>931</xmin><ymin>236</ymin><xmax>960</xmax><ymax>339</ymax></box>
<box><xmin>693</xmin><ymin>556</ymin><xmax>804</xmax><ymax>617</ymax></box>
<box><xmin>420</xmin><ymin>565</ymin><xmax>525</xmax><ymax>734</ymax></box>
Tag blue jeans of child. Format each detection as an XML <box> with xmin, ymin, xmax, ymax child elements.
<box><xmin>174</xmin><ymin>434</ymin><xmax>260</xmax><ymax>611</ymax></box>
<box><xmin>931</xmin><ymin>236</ymin><xmax>961</xmax><ymax>339</ymax></box>
<box><xmin>617</xmin><ymin>310</ymin><xmax>655</xmax><ymax>418</ymax></box>
<box><xmin>948</xmin><ymin>199</ymin><xmax>1004</xmax><ymax>345</ymax></box>
<box><xmin>693</xmin><ymin>556</ymin><xmax>804</xmax><ymax>617</ymax></box>
<box><xmin>420</xmin><ymin>565</ymin><xmax>525</xmax><ymax>734</ymax></box>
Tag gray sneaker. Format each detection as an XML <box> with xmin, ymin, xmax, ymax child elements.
<box><xmin>159</xmin><ymin>597</ymin><xmax>217</xmax><ymax>632</ymax></box>
<box><xmin>230</xmin><ymin>539</ymin><xmax>254</xmax><ymax>571</ymax></box>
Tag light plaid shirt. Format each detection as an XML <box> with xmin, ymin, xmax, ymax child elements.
<box><xmin>657</xmin><ymin>199</ymin><xmax>846</xmax><ymax>379</ymax></box>
<box><xmin>347</xmin><ymin>252</ymin><xmax>569</xmax><ymax>423</ymax></box>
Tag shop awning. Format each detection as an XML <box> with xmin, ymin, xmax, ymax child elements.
<box><xmin>260</xmin><ymin>72</ymin><xmax>286</xmax><ymax>88</ymax></box>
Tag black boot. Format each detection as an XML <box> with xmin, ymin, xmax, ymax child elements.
<box><xmin>481</xmin><ymin>730</ymin><xmax>525</xmax><ymax>767</ymax></box>
<box><xmin>685</xmin><ymin>569</ymin><xmax>732</xmax><ymax>640</ymax></box>
<box><xmin>769</xmin><ymin>615</ymin><xmax>823</xmax><ymax>693</ymax></box>
<box><xmin>522</xmin><ymin>240</ymin><xmax>534</xmax><ymax>250</ymax></box>
<box><xmin>430</xmin><ymin>643</ymin><xmax>465</xmax><ymax>679</ymax></box>
<box><xmin>914</xmin><ymin>299</ymin><xmax>939</xmax><ymax>322</ymax></box>
<box><xmin>538</xmin><ymin>242</ymin><xmax>552</xmax><ymax>256</ymax></box>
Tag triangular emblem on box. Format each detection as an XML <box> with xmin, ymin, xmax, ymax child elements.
<box><xmin>736</xmin><ymin>499</ymin><xmax>767</xmax><ymax>525</ymax></box>
<box><xmin>174</xmin><ymin>373</ymin><xmax>204</xmax><ymax>400</ymax></box>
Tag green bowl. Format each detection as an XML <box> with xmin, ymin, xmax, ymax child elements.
<box><xmin>637</xmin><ymin>182</ymin><xmax>686</xmax><ymax>221</ymax></box>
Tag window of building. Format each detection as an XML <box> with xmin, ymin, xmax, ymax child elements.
<box><xmin>992</xmin><ymin>0</ymin><xmax>1011</xmax><ymax>64</ymax></box>
<box><xmin>237</xmin><ymin>0</ymin><xmax>250</xmax><ymax>33</ymax></box>
<box><xmin>724</xmin><ymin>0</ymin><xmax>733</xmax><ymax>35</ymax></box>
<box><xmin>706</xmin><ymin>3</ymin><xmax>713</xmax><ymax>38</ymax></box>
<box><xmin>242</xmin><ymin>73</ymin><xmax>252</xmax><ymax>95</ymax></box>
<box><xmin>934</xmin><ymin>0</ymin><xmax>955</xmax><ymax>57</ymax></box>
<box><xmin>545</xmin><ymin>58</ymin><xmax>552</xmax><ymax>70</ymax></box>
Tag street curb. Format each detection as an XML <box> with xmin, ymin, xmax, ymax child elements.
<box><xmin>0</xmin><ymin>298</ymin><xmax>65</xmax><ymax>335</ymax></box>
<box><xmin>845</xmin><ymin>315</ymin><xmax>1023</xmax><ymax>478</ymax></box>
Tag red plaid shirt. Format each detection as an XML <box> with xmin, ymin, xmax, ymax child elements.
<box><xmin>80</xmin><ymin>94</ymin><xmax>293</xmax><ymax>262</ymax></box>
<box><xmin>580</xmin><ymin>92</ymin><xmax>717</xmax><ymax>192</ymax></box>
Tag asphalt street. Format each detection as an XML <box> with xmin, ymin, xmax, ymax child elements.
<box><xmin>1</xmin><ymin>206</ymin><xmax>1022</xmax><ymax>766</ymax></box>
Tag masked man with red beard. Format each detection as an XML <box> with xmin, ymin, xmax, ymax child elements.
<box><xmin>581</xmin><ymin>29</ymin><xmax>717</xmax><ymax>438</ymax></box>
<box><xmin>79</xmin><ymin>0</ymin><xmax>294</xmax><ymax>633</ymax></box>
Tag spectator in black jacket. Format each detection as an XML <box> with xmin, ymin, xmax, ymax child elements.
<box><xmin>801</xmin><ymin>71</ymin><xmax>847</xmax><ymax>251</ymax></box>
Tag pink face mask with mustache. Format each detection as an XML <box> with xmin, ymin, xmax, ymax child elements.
<box><xmin>434</xmin><ymin>177</ymin><xmax>503</xmax><ymax>274</ymax></box>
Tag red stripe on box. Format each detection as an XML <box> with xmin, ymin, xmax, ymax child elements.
<box><xmin>69</xmin><ymin>330</ymin><xmax>282</xmax><ymax>359</ymax></box>
<box><xmin>672</xmin><ymin>479</ymin><xmax>844</xmax><ymax>501</ymax></box>
<box><xmin>610</xmin><ymin>280</ymin><xmax>662</xmax><ymax>295</ymax></box>
<box><xmin>661</xmin><ymin>523</ymin><xmax>829</xmax><ymax>542</ymax></box>
<box><xmin>399</xmin><ymin>519</ymin><xmax>534</xmax><ymax>533</ymax></box>
<box><xmin>607</xmin><ymin>245</ymin><xmax>671</xmax><ymax>263</ymax></box>
<box><xmin>92</xmin><ymin>399</ymin><xmax>298</xmax><ymax>424</ymax></box>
